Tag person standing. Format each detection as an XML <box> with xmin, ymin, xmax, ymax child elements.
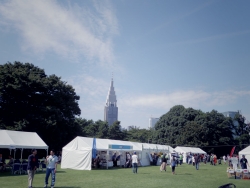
<box><xmin>179</xmin><ymin>153</ymin><xmax>183</xmax><ymax>165</ymax></box>
<box><xmin>194</xmin><ymin>154</ymin><xmax>200</xmax><ymax>170</ymax></box>
<box><xmin>240</xmin><ymin>155</ymin><xmax>250</xmax><ymax>169</ymax></box>
<box><xmin>132</xmin><ymin>152</ymin><xmax>138</xmax><ymax>174</ymax></box>
<box><xmin>27</xmin><ymin>149</ymin><xmax>38</xmax><ymax>188</ymax></box>
<box><xmin>112</xmin><ymin>152</ymin><xmax>117</xmax><ymax>167</ymax></box>
<box><xmin>223</xmin><ymin>155</ymin><xmax>226</xmax><ymax>164</ymax></box>
<box><xmin>160</xmin><ymin>153</ymin><xmax>167</xmax><ymax>172</ymax></box>
<box><xmin>44</xmin><ymin>149</ymin><xmax>58</xmax><ymax>188</ymax></box>
<box><xmin>170</xmin><ymin>156</ymin><xmax>176</xmax><ymax>175</ymax></box>
<box><xmin>213</xmin><ymin>154</ymin><xmax>217</xmax><ymax>166</ymax></box>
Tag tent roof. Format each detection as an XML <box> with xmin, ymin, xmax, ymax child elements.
<box><xmin>0</xmin><ymin>130</ymin><xmax>48</xmax><ymax>149</ymax></box>
<box><xmin>63</xmin><ymin>136</ymin><xmax>173</xmax><ymax>152</ymax></box>
<box><xmin>174</xmin><ymin>146</ymin><xmax>206</xmax><ymax>154</ymax></box>
<box><xmin>63</xmin><ymin>137</ymin><xmax>142</xmax><ymax>151</ymax></box>
<box><xmin>239</xmin><ymin>146</ymin><xmax>250</xmax><ymax>155</ymax></box>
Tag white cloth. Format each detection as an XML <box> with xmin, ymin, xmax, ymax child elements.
<box><xmin>47</xmin><ymin>155</ymin><xmax>58</xmax><ymax>169</ymax></box>
<box><xmin>223</xmin><ymin>156</ymin><xmax>226</xmax><ymax>162</ymax></box>
<box><xmin>132</xmin><ymin>154</ymin><xmax>138</xmax><ymax>163</ymax></box>
<box><xmin>127</xmin><ymin>153</ymin><xmax>131</xmax><ymax>160</ymax></box>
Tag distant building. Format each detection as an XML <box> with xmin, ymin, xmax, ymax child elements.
<box><xmin>222</xmin><ymin>111</ymin><xmax>239</xmax><ymax>119</ymax></box>
<box><xmin>104</xmin><ymin>79</ymin><xmax>118</xmax><ymax>126</ymax></box>
<box><xmin>149</xmin><ymin>117</ymin><xmax>159</xmax><ymax>129</ymax></box>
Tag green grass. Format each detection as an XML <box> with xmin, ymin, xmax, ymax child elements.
<box><xmin>0</xmin><ymin>163</ymin><xmax>249</xmax><ymax>188</ymax></box>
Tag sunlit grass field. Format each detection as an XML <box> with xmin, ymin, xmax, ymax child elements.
<box><xmin>0</xmin><ymin>163</ymin><xmax>249</xmax><ymax>188</ymax></box>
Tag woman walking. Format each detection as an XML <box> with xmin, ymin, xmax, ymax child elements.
<box><xmin>170</xmin><ymin>156</ymin><xmax>176</xmax><ymax>175</ymax></box>
<box><xmin>160</xmin><ymin>153</ymin><xmax>167</xmax><ymax>172</ymax></box>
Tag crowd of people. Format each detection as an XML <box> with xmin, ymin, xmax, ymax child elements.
<box><xmin>1</xmin><ymin>149</ymin><xmax>249</xmax><ymax>187</ymax></box>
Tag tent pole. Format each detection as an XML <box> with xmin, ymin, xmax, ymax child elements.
<box><xmin>14</xmin><ymin>149</ymin><xmax>16</xmax><ymax>161</ymax></box>
<box><xmin>21</xmin><ymin>148</ymin><xmax>23</xmax><ymax>162</ymax></box>
<box><xmin>107</xmin><ymin>150</ymin><xmax>109</xmax><ymax>170</ymax></box>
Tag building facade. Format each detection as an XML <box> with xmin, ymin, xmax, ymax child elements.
<box><xmin>222</xmin><ymin>111</ymin><xmax>239</xmax><ymax>119</ymax></box>
<box><xmin>149</xmin><ymin>117</ymin><xmax>159</xmax><ymax>129</ymax></box>
<box><xmin>104</xmin><ymin>79</ymin><xmax>118</xmax><ymax>126</ymax></box>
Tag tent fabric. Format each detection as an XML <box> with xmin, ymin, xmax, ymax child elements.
<box><xmin>0</xmin><ymin>130</ymin><xmax>48</xmax><ymax>149</ymax></box>
<box><xmin>239</xmin><ymin>146</ymin><xmax>250</xmax><ymax>155</ymax></box>
<box><xmin>61</xmin><ymin>136</ymin><xmax>174</xmax><ymax>170</ymax></box>
<box><xmin>174</xmin><ymin>146</ymin><xmax>206</xmax><ymax>154</ymax></box>
<box><xmin>61</xmin><ymin>148</ymin><xmax>92</xmax><ymax>170</ymax></box>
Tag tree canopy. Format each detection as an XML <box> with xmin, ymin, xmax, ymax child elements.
<box><xmin>0</xmin><ymin>62</ymin><xmax>81</xmax><ymax>149</ymax></box>
<box><xmin>153</xmin><ymin>105</ymin><xmax>236</xmax><ymax>155</ymax></box>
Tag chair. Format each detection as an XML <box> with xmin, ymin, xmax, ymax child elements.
<box><xmin>21</xmin><ymin>163</ymin><xmax>28</xmax><ymax>174</ymax></box>
<box><xmin>12</xmin><ymin>163</ymin><xmax>21</xmax><ymax>174</ymax></box>
<box><xmin>227</xmin><ymin>167</ymin><xmax>235</xmax><ymax>178</ymax></box>
<box><xmin>14</xmin><ymin>159</ymin><xmax>21</xmax><ymax>164</ymax></box>
<box><xmin>242</xmin><ymin>169</ymin><xmax>250</xmax><ymax>179</ymax></box>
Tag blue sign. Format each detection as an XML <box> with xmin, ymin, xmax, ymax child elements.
<box><xmin>109</xmin><ymin>144</ymin><xmax>133</xmax><ymax>150</ymax></box>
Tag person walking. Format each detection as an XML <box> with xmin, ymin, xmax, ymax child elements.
<box><xmin>132</xmin><ymin>152</ymin><xmax>138</xmax><ymax>174</ymax></box>
<box><xmin>160</xmin><ymin>153</ymin><xmax>167</xmax><ymax>172</ymax></box>
<box><xmin>170</xmin><ymin>156</ymin><xmax>176</xmax><ymax>175</ymax></box>
<box><xmin>194</xmin><ymin>154</ymin><xmax>200</xmax><ymax>170</ymax></box>
<box><xmin>44</xmin><ymin>149</ymin><xmax>58</xmax><ymax>188</ymax></box>
<box><xmin>27</xmin><ymin>149</ymin><xmax>39</xmax><ymax>188</ymax></box>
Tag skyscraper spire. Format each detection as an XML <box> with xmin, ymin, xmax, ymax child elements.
<box><xmin>104</xmin><ymin>78</ymin><xmax>118</xmax><ymax>126</ymax></box>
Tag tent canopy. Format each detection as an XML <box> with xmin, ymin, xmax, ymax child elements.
<box><xmin>239</xmin><ymin>146</ymin><xmax>250</xmax><ymax>155</ymax></box>
<box><xmin>0</xmin><ymin>130</ymin><xmax>48</xmax><ymax>150</ymax></box>
<box><xmin>63</xmin><ymin>136</ymin><xmax>174</xmax><ymax>152</ymax></box>
<box><xmin>62</xmin><ymin>136</ymin><xmax>174</xmax><ymax>170</ymax></box>
<box><xmin>63</xmin><ymin>136</ymin><xmax>142</xmax><ymax>151</ymax></box>
<box><xmin>174</xmin><ymin>146</ymin><xmax>206</xmax><ymax>154</ymax></box>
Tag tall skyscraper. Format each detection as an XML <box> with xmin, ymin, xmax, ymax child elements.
<box><xmin>149</xmin><ymin>117</ymin><xmax>159</xmax><ymax>129</ymax></box>
<box><xmin>104</xmin><ymin>79</ymin><xmax>118</xmax><ymax>126</ymax></box>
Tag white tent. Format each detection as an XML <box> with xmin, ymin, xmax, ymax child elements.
<box><xmin>141</xmin><ymin>143</ymin><xmax>173</xmax><ymax>166</ymax></box>
<box><xmin>239</xmin><ymin>146</ymin><xmax>250</xmax><ymax>168</ymax></box>
<box><xmin>174</xmin><ymin>146</ymin><xmax>206</xmax><ymax>163</ymax></box>
<box><xmin>0</xmin><ymin>130</ymin><xmax>48</xmax><ymax>160</ymax></box>
<box><xmin>61</xmin><ymin>136</ymin><xmax>173</xmax><ymax>170</ymax></box>
<box><xmin>0</xmin><ymin>130</ymin><xmax>48</xmax><ymax>149</ymax></box>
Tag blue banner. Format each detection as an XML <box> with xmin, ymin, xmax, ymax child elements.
<box><xmin>109</xmin><ymin>144</ymin><xmax>133</xmax><ymax>150</ymax></box>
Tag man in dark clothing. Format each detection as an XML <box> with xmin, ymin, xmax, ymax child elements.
<box><xmin>194</xmin><ymin>154</ymin><xmax>200</xmax><ymax>170</ymax></box>
<box><xmin>27</xmin><ymin>149</ymin><xmax>39</xmax><ymax>188</ymax></box>
<box><xmin>240</xmin><ymin>155</ymin><xmax>249</xmax><ymax>169</ymax></box>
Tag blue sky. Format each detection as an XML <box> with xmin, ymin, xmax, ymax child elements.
<box><xmin>1</xmin><ymin>0</ymin><xmax>250</xmax><ymax>128</ymax></box>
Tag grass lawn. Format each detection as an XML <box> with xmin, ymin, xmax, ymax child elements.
<box><xmin>0</xmin><ymin>163</ymin><xmax>249</xmax><ymax>188</ymax></box>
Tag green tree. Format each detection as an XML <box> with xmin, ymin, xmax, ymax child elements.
<box><xmin>233</xmin><ymin>113</ymin><xmax>250</xmax><ymax>150</ymax></box>
<box><xmin>108</xmin><ymin>121</ymin><xmax>124</xmax><ymax>140</ymax></box>
<box><xmin>95</xmin><ymin>120</ymin><xmax>109</xmax><ymax>138</ymax></box>
<box><xmin>0</xmin><ymin>62</ymin><xmax>81</xmax><ymax>149</ymax></box>
<box><xmin>153</xmin><ymin>105</ymin><xmax>235</xmax><ymax>155</ymax></box>
<box><xmin>126</xmin><ymin>126</ymin><xmax>153</xmax><ymax>143</ymax></box>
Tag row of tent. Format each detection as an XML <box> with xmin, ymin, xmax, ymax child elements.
<box><xmin>0</xmin><ymin>130</ymin><xmax>250</xmax><ymax>171</ymax></box>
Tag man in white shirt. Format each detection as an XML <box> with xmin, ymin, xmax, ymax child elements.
<box><xmin>44</xmin><ymin>149</ymin><xmax>58</xmax><ymax>188</ymax></box>
<box><xmin>132</xmin><ymin>152</ymin><xmax>138</xmax><ymax>174</ymax></box>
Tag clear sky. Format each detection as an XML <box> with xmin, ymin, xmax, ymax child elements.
<box><xmin>1</xmin><ymin>0</ymin><xmax>250</xmax><ymax>129</ymax></box>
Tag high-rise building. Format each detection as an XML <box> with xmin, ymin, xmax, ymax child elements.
<box><xmin>104</xmin><ymin>79</ymin><xmax>118</xmax><ymax>126</ymax></box>
<box><xmin>222</xmin><ymin>111</ymin><xmax>239</xmax><ymax>119</ymax></box>
<box><xmin>149</xmin><ymin>117</ymin><xmax>159</xmax><ymax>129</ymax></box>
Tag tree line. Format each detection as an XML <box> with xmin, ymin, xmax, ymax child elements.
<box><xmin>0</xmin><ymin>62</ymin><xmax>249</xmax><ymax>157</ymax></box>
